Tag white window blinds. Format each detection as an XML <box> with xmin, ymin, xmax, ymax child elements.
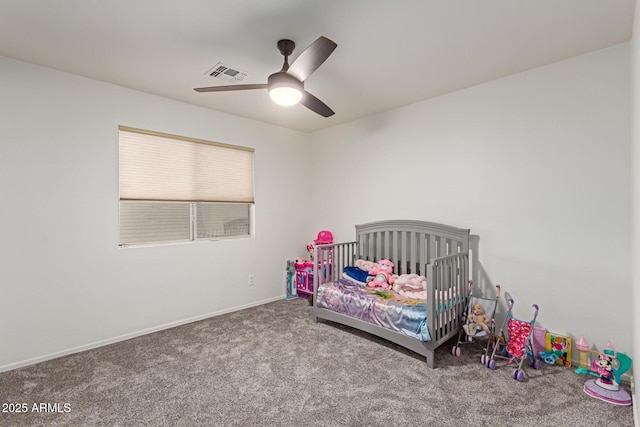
<box><xmin>119</xmin><ymin>126</ymin><xmax>254</xmax><ymax>203</ymax></box>
<box><xmin>119</xmin><ymin>201</ymin><xmax>192</xmax><ymax>244</ymax></box>
<box><xmin>118</xmin><ymin>126</ymin><xmax>254</xmax><ymax>246</ymax></box>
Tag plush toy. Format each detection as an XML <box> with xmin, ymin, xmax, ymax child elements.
<box><xmin>467</xmin><ymin>303</ymin><xmax>491</xmax><ymax>335</ymax></box>
<box><xmin>367</xmin><ymin>259</ymin><xmax>395</xmax><ymax>289</ymax></box>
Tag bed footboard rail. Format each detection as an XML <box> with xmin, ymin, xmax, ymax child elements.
<box><xmin>426</xmin><ymin>251</ymin><xmax>469</xmax><ymax>345</ymax></box>
<box><xmin>313</xmin><ymin>242</ymin><xmax>358</xmax><ymax>298</ymax></box>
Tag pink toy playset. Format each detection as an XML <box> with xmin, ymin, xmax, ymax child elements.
<box><xmin>575</xmin><ymin>340</ymin><xmax>633</xmax><ymax>406</ymax></box>
<box><xmin>294</xmin><ymin>230</ymin><xmax>333</xmax><ymax>299</ymax></box>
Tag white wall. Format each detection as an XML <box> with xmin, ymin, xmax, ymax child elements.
<box><xmin>0</xmin><ymin>56</ymin><xmax>312</xmax><ymax>371</ymax></box>
<box><xmin>631</xmin><ymin>1</ymin><xmax>639</xmax><ymax>421</ymax></box>
<box><xmin>310</xmin><ymin>45</ymin><xmax>632</xmax><ymax>357</ymax></box>
<box><xmin>1</xmin><ymin>39</ymin><xmax>635</xmax><ymax>386</ymax></box>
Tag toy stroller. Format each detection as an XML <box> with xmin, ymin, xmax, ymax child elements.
<box><xmin>486</xmin><ymin>297</ymin><xmax>541</xmax><ymax>381</ymax></box>
<box><xmin>452</xmin><ymin>282</ymin><xmax>500</xmax><ymax>365</ymax></box>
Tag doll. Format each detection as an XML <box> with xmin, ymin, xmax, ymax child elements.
<box><xmin>467</xmin><ymin>303</ymin><xmax>491</xmax><ymax>335</ymax></box>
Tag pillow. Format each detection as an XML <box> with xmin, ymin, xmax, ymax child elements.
<box><xmin>354</xmin><ymin>259</ymin><xmax>378</xmax><ymax>272</ymax></box>
<box><xmin>343</xmin><ymin>266</ymin><xmax>371</xmax><ymax>284</ymax></box>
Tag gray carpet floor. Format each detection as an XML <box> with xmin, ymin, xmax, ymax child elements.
<box><xmin>0</xmin><ymin>298</ymin><xmax>635</xmax><ymax>426</ymax></box>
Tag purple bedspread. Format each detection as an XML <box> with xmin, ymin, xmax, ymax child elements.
<box><xmin>316</xmin><ymin>278</ymin><xmax>431</xmax><ymax>342</ymax></box>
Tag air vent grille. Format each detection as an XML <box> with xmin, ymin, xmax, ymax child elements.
<box><xmin>205</xmin><ymin>62</ymin><xmax>248</xmax><ymax>82</ymax></box>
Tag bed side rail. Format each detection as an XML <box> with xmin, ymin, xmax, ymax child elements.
<box><xmin>313</xmin><ymin>241</ymin><xmax>358</xmax><ymax>296</ymax></box>
<box><xmin>426</xmin><ymin>251</ymin><xmax>470</xmax><ymax>344</ymax></box>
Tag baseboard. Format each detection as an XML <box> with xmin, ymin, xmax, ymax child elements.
<box><xmin>0</xmin><ymin>295</ymin><xmax>284</xmax><ymax>374</ymax></box>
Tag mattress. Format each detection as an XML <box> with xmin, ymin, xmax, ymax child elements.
<box><xmin>315</xmin><ymin>278</ymin><xmax>431</xmax><ymax>342</ymax></box>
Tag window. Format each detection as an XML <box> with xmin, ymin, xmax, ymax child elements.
<box><xmin>118</xmin><ymin>126</ymin><xmax>254</xmax><ymax>246</ymax></box>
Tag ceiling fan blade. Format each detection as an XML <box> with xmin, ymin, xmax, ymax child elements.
<box><xmin>301</xmin><ymin>91</ymin><xmax>334</xmax><ymax>117</ymax></box>
<box><xmin>194</xmin><ymin>84</ymin><xmax>268</xmax><ymax>93</ymax></box>
<box><xmin>287</xmin><ymin>36</ymin><xmax>337</xmax><ymax>82</ymax></box>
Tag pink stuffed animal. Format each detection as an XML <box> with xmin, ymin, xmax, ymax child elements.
<box><xmin>367</xmin><ymin>259</ymin><xmax>395</xmax><ymax>289</ymax></box>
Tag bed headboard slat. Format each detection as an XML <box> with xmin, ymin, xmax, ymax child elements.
<box><xmin>355</xmin><ymin>220</ymin><xmax>470</xmax><ymax>270</ymax></box>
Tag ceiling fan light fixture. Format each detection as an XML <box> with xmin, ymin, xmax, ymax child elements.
<box><xmin>269</xmin><ymin>87</ymin><xmax>303</xmax><ymax>106</ymax></box>
<box><xmin>268</xmin><ymin>72</ymin><xmax>303</xmax><ymax>106</ymax></box>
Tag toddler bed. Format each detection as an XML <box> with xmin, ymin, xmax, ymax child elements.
<box><xmin>312</xmin><ymin>219</ymin><xmax>470</xmax><ymax>368</ymax></box>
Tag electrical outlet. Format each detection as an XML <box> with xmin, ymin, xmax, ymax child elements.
<box><xmin>248</xmin><ymin>274</ymin><xmax>255</xmax><ymax>286</ymax></box>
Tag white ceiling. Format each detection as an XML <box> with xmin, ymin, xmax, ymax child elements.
<box><xmin>0</xmin><ymin>1</ymin><xmax>635</xmax><ymax>133</ymax></box>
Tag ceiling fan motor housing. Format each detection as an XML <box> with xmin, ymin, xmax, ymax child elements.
<box><xmin>268</xmin><ymin>72</ymin><xmax>303</xmax><ymax>91</ymax></box>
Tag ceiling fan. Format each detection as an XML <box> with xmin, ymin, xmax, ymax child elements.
<box><xmin>195</xmin><ymin>36</ymin><xmax>337</xmax><ymax>117</ymax></box>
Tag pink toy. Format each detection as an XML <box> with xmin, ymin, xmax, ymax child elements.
<box><xmin>582</xmin><ymin>342</ymin><xmax>633</xmax><ymax>406</ymax></box>
<box><xmin>367</xmin><ymin>259</ymin><xmax>395</xmax><ymax>289</ymax></box>
<box><xmin>314</xmin><ymin>230</ymin><xmax>333</xmax><ymax>245</ymax></box>
<box><xmin>298</xmin><ymin>230</ymin><xmax>334</xmax><ymax>296</ymax></box>
<box><xmin>307</xmin><ymin>230</ymin><xmax>334</xmax><ymax>260</ymax></box>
